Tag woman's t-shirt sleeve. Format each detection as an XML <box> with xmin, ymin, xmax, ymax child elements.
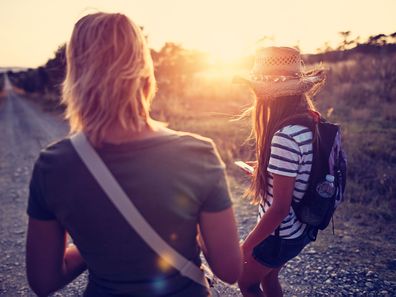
<box><xmin>200</xmin><ymin>142</ymin><xmax>233</xmax><ymax>212</ymax></box>
<box><xmin>267</xmin><ymin>131</ymin><xmax>300</xmax><ymax>177</ymax></box>
<box><xmin>27</xmin><ymin>160</ymin><xmax>56</xmax><ymax>220</ymax></box>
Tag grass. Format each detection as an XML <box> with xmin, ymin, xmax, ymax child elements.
<box><xmin>22</xmin><ymin>53</ymin><xmax>396</xmax><ymax>218</ymax></box>
<box><xmin>150</xmin><ymin>54</ymin><xmax>396</xmax><ymax>217</ymax></box>
<box><xmin>0</xmin><ymin>73</ymin><xmax>5</xmax><ymax>99</ymax></box>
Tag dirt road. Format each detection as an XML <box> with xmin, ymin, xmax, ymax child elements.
<box><xmin>0</xmin><ymin>85</ymin><xmax>396</xmax><ymax>296</ymax></box>
<box><xmin>0</xmin><ymin>88</ymin><xmax>84</xmax><ymax>296</ymax></box>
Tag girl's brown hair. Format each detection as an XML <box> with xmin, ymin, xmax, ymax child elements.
<box><xmin>248</xmin><ymin>94</ymin><xmax>318</xmax><ymax>204</ymax></box>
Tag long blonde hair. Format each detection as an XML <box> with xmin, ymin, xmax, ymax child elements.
<box><xmin>62</xmin><ymin>12</ymin><xmax>156</xmax><ymax>145</ymax></box>
<box><xmin>248</xmin><ymin>94</ymin><xmax>318</xmax><ymax>204</ymax></box>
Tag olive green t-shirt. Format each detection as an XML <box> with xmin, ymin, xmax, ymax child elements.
<box><xmin>27</xmin><ymin>130</ymin><xmax>232</xmax><ymax>297</ymax></box>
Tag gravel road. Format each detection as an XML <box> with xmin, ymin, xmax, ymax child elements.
<box><xmin>0</xmin><ymin>88</ymin><xmax>395</xmax><ymax>296</ymax></box>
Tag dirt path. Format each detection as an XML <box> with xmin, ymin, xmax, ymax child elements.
<box><xmin>0</xmin><ymin>88</ymin><xmax>395</xmax><ymax>296</ymax></box>
<box><xmin>0</xmin><ymin>89</ymin><xmax>83</xmax><ymax>296</ymax></box>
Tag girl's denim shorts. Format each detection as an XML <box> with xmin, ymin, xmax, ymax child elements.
<box><xmin>252</xmin><ymin>228</ymin><xmax>313</xmax><ymax>268</ymax></box>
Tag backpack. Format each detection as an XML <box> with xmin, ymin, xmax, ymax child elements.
<box><xmin>281</xmin><ymin>112</ymin><xmax>347</xmax><ymax>239</ymax></box>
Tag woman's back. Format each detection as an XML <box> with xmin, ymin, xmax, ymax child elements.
<box><xmin>26</xmin><ymin>13</ymin><xmax>241</xmax><ymax>296</ymax></box>
<box><xmin>28</xmin><ymin>130</ymin><xmax>232</xmax><ymax>296</ymax></box>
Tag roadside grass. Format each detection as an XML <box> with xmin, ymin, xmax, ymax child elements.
<box><xmin>151</xmin><ymin>54</ymin><xmax>396</xmax><ymax>218</ymax></box>
<box><xmin>0</xmin><ymin>73</ymin><xmax>5</xmax><ymax>100</ymax></box>
<box><xmin>23</xmin><ymin>53</ymin><xmax>396</xmax><ymax>218</ymax></box>
<box><xmin>0</xmin><ymin>93</ymin><xmax>6</xmax><ymax>106</ymax></box>
<box><xmin>0</xmin><ymin>73</ymin><xmax>4</xmax><ymax>91</ymax></box>
<box><xmin>316</xmin><ymin>55</ymin><xmax>396</xmax><ymax>216</ymax></box>
<box><xmin>151</xmin><ymin>77</ymin><xmax>256</xmax><ymax>165</ymax></box>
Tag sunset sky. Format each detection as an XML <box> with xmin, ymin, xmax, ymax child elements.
<box><xmin>0</xmin><ymin>0</ymin><xmax>395</xmax><ymax>68</ymax></box>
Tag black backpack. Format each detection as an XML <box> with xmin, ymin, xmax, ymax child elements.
<box><xmin>292</xmin><ymin>113</ymin><xmax>347</xmax><ymax>239</ymax></box>
<box><xmin>281</xmin><ymin>112</ymin><xmax>347</xmax><ymax>239</ymax></box>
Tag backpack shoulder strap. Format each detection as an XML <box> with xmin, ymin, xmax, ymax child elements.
<box><xmin>70</xmin><ymin>132</ymin><xmax>207</xmax><ymax>287</ymax></box>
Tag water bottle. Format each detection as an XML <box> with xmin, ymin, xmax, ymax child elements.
<box><xmin>301</xmin><ymin>174</ymin><xmax>336</xmax><ymax>227</ymax></box>
<box><xmin>316</xmin><ymin>174</ymin><xmax>336</xmax><ymax>199</ymax></box>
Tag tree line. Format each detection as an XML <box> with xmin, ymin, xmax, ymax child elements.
<box><xmin>5</xmin><ymin>31</ymin><xmax>396</xmax><ymax>104</ymax></box>
<box><xmin>0</xmin><ymin>73</ymin><xmax>4</xmax><ymax>92</ymax></box>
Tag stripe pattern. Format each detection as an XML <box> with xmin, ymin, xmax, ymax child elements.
<box><xmin>258</xmin><ymin>125</ymin><xmax>313</xmax><ymax>239</ymax></box>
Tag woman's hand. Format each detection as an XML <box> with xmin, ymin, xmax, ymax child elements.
<box><xmin>199</xmin><ymin>207</ymin><xmax>243</xmax><ymax>284</ymax></box>
<box><xmin>26</xmin><ymin>218</ymin><xmax>87</xmax><ymax>296</ymax></box>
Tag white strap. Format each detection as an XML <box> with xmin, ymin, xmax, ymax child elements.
<box><xmin>70</xmin><ymin>132</ymin><xmax>207</xmax><ymax>287</ymax></box>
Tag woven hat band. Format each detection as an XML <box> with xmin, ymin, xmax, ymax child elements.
<box><xmin>251</xmin><ymin>47</ymin><xmax>302</xmax><ymax>77</ymax></box>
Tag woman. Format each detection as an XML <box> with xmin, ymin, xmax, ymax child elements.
<box><xmin>26</xmin><ymin>12</ymin><xmax>242</xmax><ymax>297</ymax></box>
<box><xmin>236</xmin><ymin>47</ymin><xmax>326</xmax><ymax>297</ymax></box>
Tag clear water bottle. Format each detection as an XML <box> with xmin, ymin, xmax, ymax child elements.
<box><xmin>316</xmin><ymin>174</ymin><xmax>336</xmax><ymax>198</ymax></box>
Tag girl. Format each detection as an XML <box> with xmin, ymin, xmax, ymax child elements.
<box><xmin>236</xmin><ymin>47</ymin><xmax>326</xmax><ymax>297</ymax></box>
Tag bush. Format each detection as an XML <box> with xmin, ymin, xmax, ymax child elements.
<box><xmin>0</xmin><ymin>73</ymin><xmax>4</xmax><ymax>92</ymax></box>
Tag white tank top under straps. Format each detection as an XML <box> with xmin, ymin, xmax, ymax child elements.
<box><xmin>258</xmin><ymin>125</ymin><xmax>313</xmax><ymax>239</ymax></box>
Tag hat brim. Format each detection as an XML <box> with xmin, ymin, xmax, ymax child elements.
<box><xmin>234</xmin><ymin>69</ymin><xmax>326</xmax><ymax>98</ymax></box>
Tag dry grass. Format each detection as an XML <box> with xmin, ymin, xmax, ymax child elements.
<box><xmin>26</xmin><ymin>53</ymin><xmax>396</xmax><ymax>217</ymax></box>
<box><xmin>151</xmin><ymin>75</ymin><xmax>256</xmax><ymax>165</ymax></box>
<box><xmin>150</xmin><ymin>53</ymin><xmax>396</xmax><ymax>217</ymax></box>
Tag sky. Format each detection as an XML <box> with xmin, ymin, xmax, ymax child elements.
<box><xmin>0</xmin><ymin>0</ymin><xmax>395</xmax><ymax>68</ymax></box>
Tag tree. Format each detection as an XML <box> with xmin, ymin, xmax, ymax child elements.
<box><xmin>367</xmin><ymin>34</ymin><xmax>387</xmax><ymax>46</ymax></box>
<box><xmin>338</xmin><ymin>31</ymin><xmax>355</xmax><ymax>50</ymax></box>
<box><xmin>317</xmin><ymin>41</ymin><xmax>333</xmax><ymax>54</ymax></box>
<box><xmin>44</xmin><ymin>44</ymin><xmax>66</xmax><ymax>96</ymax></box>
<box><xmin>155</xmin><ymin>43</ymin><xmax>207</xmax><ymax>96</ymax></box>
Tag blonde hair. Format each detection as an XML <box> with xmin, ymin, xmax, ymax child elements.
<box><xmin>62</xmin><ymin>12</ymin><xmax>156</xmax><ymax>145</ymax></box>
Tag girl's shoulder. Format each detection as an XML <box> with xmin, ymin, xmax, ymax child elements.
<box><xmin>276</xmin><ymin>124</ymin><xmax>313</xmax><ymax>141</ymax></box>
<box><xmin>273</xmin><ymin>125</ymin><xmax>313</xmax><ymax>153</ymax></box>
<box><xmin>277</xmin><ymin>124</ymin><xmax>312</xmax><ymax>136</ymax></box>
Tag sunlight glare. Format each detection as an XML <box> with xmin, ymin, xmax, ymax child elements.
<box><xmin>157</xmin><ymin>253</ymin><xmax>174</xmax><ymax>272</ymax></box>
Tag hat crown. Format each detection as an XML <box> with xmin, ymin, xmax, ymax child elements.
<box><xmin>252</xmin><ymin>47</ymin><xmax>302</xmax><ymax>77</ymax></box>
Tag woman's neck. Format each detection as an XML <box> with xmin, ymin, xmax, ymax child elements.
<box><xmin>99</xmin><ymin>119</ymin><xmax>170</xmax><ymax>145</ymax></box>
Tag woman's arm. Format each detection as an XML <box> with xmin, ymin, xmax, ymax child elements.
<box><xmin>242</xmin><ymin>173</ymin><xmax>295</xmax><ymax>252</ymax></box>
<box><xmin>198</xmin><ymin>207</ymin><xmax>243</xmax><ymax>284</ymax></box>
<box><xmin>26</xmin><ymin>218</ymin><xmax>87</xmax><ymax>297</ymax></box>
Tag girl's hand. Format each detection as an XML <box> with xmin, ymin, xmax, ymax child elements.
<box><xmin>240</xmin><ymin>240</ymin><xmax>255</xmax><ymax>263</ymax></box>
<box><xmin>245</xmin><ymin>161</ymin><xmax>257</xmax><ymax>168</ymax></box>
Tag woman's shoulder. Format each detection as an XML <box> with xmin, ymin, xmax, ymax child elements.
<box><xmin>34</xmin><ymin>138</ymin><xmax>76</xmax><ymax>170</ymax></box>
<box><xmin>41</xmin><ymin>138</ymin><xmax>73</xmax><ymax>155</ymax></box>
<box><xmin>164</xmin><ymin>129</ymin><xmax>224</xmax><ymax>166</ymax></box>
<box><xmin>167</xmin><ymin>129</ymin><xmax>217</xmax><ymax>150</ymax></box>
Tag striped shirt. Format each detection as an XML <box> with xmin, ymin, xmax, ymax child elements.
<box><xmin>258</xmin><ymin>125</ymin><xmax>313</xmax><ymax>239</ymax></box>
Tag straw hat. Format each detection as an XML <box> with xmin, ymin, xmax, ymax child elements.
<box><xmin>235</xmin><ymin>46</ymin><xmax>326</xmax><ymax>98</ymax></box>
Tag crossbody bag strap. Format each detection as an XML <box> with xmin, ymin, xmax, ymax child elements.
<box><xmin>70</xmin><ymin>132</ymin><xmax>207</xmax><ymax>287</ymax></box>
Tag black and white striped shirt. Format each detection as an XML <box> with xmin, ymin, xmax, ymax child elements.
<box><xmin>258</xmin><ymin>125</ymin><xmax>313</xmax><ymax>239</ymax></box>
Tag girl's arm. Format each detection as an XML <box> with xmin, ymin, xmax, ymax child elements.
<box><xmin>198</xmin><ymin>207</ymin><xmax>243</xmax><ymax>284</ymax></box>
<box><xmin>26</xmin><ymin>218</ymin><xmax>87</xmax><ymax>297</ymax></box>
<box><xmin>242</xmin><ymin>173</ymin><xmax>295</xmax><ymax>252</ymax></box>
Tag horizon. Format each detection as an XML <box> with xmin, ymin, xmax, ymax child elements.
<box><xmin>1</xmin><ymin>0</ymin><xmax>395</xmax><ymax>68</ymax></box>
